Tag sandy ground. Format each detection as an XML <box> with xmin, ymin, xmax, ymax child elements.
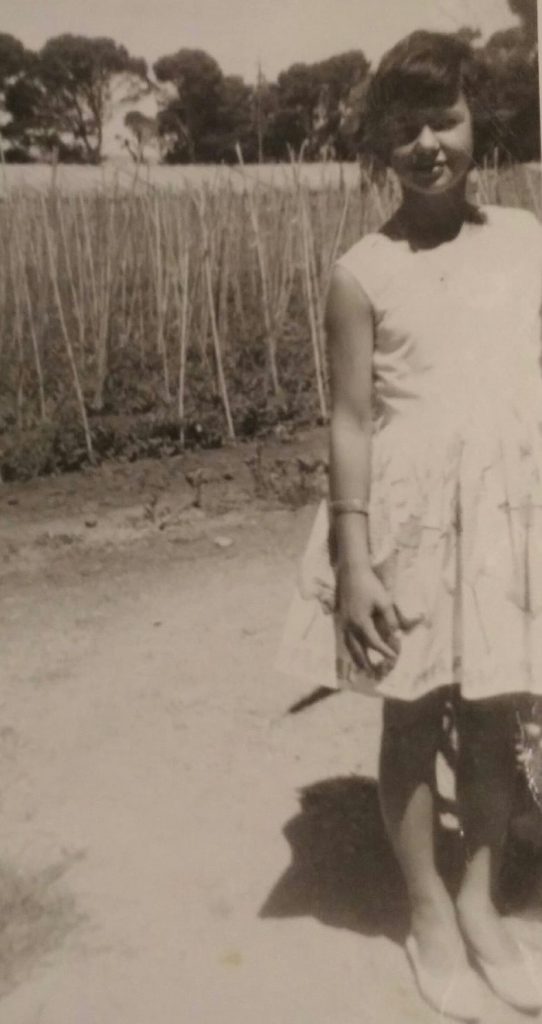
<box><xmin>1</xmin><ymin>434</ymin><xmax>542</xmax><ymax>1024</ymax></box>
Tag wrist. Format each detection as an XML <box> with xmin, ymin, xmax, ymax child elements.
<box><xmin>329</xmin><ymin>498</ymin><xmax>369</xmax><ymax>517</ymax></box>
<box><xmin>337</xmin><ymin>552</ymin><xmax>373</xmax><ymax>574</ymax></box>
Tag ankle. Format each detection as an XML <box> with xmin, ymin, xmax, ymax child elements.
<box><xmin>409</xmin><ymin>881</ymin><xmax>454</xmax><ymax>917</ymax></box>
<box><xmin>456</xmin><ymin>888</ymin><xmax>497</xmax><ymax>922</ymax></box>
<box><xmin>410</xmin><ymin>892</ymin><xmax>460</xmax><ymax>940</ymax></box>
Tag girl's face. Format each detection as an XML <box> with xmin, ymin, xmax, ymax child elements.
<box><xmin>388</xmin><ymin>92</ymin><xmax>474</xmax><ymax>196</ymax></box>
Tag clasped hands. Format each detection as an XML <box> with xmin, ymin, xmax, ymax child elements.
<box><xmin>337</xmin><ymin>563</ymin><xmax>406</xmax><ymax>673</ymax></box>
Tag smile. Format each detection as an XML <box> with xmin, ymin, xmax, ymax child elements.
<box><xmin>412</xmin><ymin>162</ymin><xmax>447</xmax><ymax>172</ymax></box>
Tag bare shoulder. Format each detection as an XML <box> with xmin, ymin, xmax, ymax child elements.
<box><xmin>325</xmin><ymin>263</ymin><xmax>373</xmax><ymax>334</ymax></box>
<box><xmin>481</xmin><ymin>203</ymin><xmax>541</xmax><ymax>235</ymax></box>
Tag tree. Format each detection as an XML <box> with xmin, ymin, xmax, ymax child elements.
<box><xmin>313</xmin><ymin>51</ymin><xmax>370</xmax><ymax>157</ymax></box>
<box><xmin>3</xmin><ymin>71</ymin><xmax>43</xmax><ymax>159</ymax></box>
<box><xmin>267</xmin><ymin>51</ymin><xmax>369</xmax><ymax>159</ymax></box>
<box><xmin>455</xmin><ymin>26</ymin><xmax>483</xmax><ymax>47</ymax></box>
<box><xmin>508</xmin><ymin>0</ymin><xmax>538</xmax><ymax>50</ymax></box>
<box><xmin>339</xmin><ymin>23</ymin><xmax>540</xmax><ymax>165</ymax></box>
<box><xmin>0</xmin><ymin>33</ymin><xmax>33</xmax><ymax>159</ymax></box>
<box><xmin>154</xmin><ymin>49</ymin><xmax>224</xmax><ymax>162</ymax></box>
<box><xmin>0</xmin><ymin>32</ymin><xmax>28</xmax><ymax>87</ymax></box>
<box><xmin>480</xmin><ymin>12</ymin><xmax>540</xmax><ymax>161</ymax></box>
<box><xmin>270</xmin><ymin>62</ymin><xmax>323</xmax><ymax>155</ymax></box>
<box><xmin>123</xmin><ymin>110</ymin><xmax>159</xmax><ymax>162</ymax></box>
<box><xmin>7</xmin><ymin>35</ymin><xmax>147</xmax><ymax>162</ymax></box>
<box><xmin>210</xmin><ymin>74</ymin><xmax>256</xmax><ymax>162</ymax></box>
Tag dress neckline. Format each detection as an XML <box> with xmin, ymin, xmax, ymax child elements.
<box><xmin>371</xmin><ymin>204</ymin><xmax>488</xmax><ymax>256</ymax></box>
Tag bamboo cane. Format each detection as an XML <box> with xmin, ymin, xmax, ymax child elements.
<box><xmin>193</xmin><ymin>190</ymin><xmax>235</xmax><ymax>440</ymax></box>
<box><xmin>41</xmin><ymin>196</ymin><xmax>94</xmax><ymax>463</ymax></box>
<box><xmin>235</xmin><ymin>143</ymin><xmax>280</xmax><ymax>397</ymax></box>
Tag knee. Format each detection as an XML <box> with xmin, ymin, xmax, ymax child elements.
<box><xmin>381</xmin><ymin>689</ymin><xmax>449</xmax><ymax>761</ymax></box>
<box><xmin>457</xmin><ymin>696</ymin><xmax>518</xmax><ymax>768</ymax></box>
<box><xmin>458</xmin><ymin>696</ymin><xmax>517</xmax><ymax>739</ymax></box>
<box><xmin>383</xmin><ymin>688</ymin><xmax>450</xmax><ymax>733</ymax></box>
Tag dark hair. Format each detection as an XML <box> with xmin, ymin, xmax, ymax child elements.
<box><xmin>363</xmin><ymin>31</ymin><xmax>483</xmax><ymax>164</ymax></box>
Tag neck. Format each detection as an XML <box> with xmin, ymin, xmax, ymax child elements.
<box><xmin>398</xmin><ymin>181</ymin><xmax>470</xmax><ymax>244</ymax></box>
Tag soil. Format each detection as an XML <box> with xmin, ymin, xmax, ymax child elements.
<box><xmin>1</xmin><ymin>429</ymin><xmax>542</xmax><ymax>1024</ymax></box>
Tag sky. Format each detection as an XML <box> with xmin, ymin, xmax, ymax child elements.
<box><xmin>2</xmin><ymin>0</ymin><xmax>521</xmax><ymax>82</ymax></box>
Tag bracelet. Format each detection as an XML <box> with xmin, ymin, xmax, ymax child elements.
<box><xmin>329</xmin><ymin>498</ymin><xmax>369</xmax><ymax>516</ymax></box>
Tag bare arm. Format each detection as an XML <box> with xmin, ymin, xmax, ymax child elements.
<box><xmin>326</xmin><ymin>265</ymin><xmax>399</xmax><ymax>666</ymax></box>
<box><xmin>327</xmin><ymin>265</ymin><xmax>373</xmax><ymax>571</ymax></box>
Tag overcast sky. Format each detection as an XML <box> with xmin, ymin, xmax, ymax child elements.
<box><xmin>3</xmin><ymin>0</ymin><xmax>521</xmax><ymax>81</ymax></box>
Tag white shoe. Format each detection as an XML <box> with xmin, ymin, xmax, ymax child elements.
<box><xmin>472</xmin><ymin>942</ymin><xmax>542</xmax><ymax>1014</ymax></box>
<box><xmin>405</xmin><ymin>934</ymin><xmax>486</xmax><ymax>1021</ymax></box>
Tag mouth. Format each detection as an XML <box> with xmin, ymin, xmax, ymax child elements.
<box><xmin>412</xmin><ymin>162</ymin><xmax>447</xmax><ymax>175</ymax></box>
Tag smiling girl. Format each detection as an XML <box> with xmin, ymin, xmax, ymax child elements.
<box><xmin>279</xmin><ymin>30</ymin><xmax>542</xmax><ymax>1020</ymax></box>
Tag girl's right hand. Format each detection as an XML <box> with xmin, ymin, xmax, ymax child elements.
<box><xmin>337</xmin><ymin>564</ymin><xmax>401</xmax><ymax>672</ymax></box>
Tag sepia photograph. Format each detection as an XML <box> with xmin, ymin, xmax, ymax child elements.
<box><xmin>0</xmin><ymin>0</ymin><xmax>541</xmax><ymax>1021</ymax></box>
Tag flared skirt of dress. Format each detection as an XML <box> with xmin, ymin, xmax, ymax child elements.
<box><xmin>277</xmin><ymin>409</ymin><xmax>542</xmax><ymax>702</ymax></box>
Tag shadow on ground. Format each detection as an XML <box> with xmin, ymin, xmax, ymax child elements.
<box><xmin>0</xmin><ymin>852</ymin><xmax>84</xmax><ymax>999</ymax></box>
<box><xmin>261</xmin><ymin>775</ymin><xmax>542</xmax><ymax>943</ymax></box>
<box><xmin>260</xmin><ymin>776</ymin><xmax>410</xmax><ymax>942</ymax></box>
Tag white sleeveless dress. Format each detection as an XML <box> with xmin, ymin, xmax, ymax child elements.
<box><xmin>277</xmin><ymin>204</ymin><xmax>542</xmax><ymax>702</ymax></box>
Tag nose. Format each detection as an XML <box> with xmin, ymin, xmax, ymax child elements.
<box><xmin>415</xmin><ymin>124</ymin><xmax>439</xmax><ymax>151</ymax></box>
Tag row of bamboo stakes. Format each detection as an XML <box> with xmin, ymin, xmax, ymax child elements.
<box><xmin>0</xmin><ymin>158</ymin><xmax>534</xmax><ymax>463</ymax></box>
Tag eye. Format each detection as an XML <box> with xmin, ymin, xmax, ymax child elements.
<box><xmin>429</xmin><ymin>115</ymin><xmax>459</xmax><ymax>132</ymax></box>
<box><xmin>393</xmin><ymin>117</ymin><xmax>423</xmax><ymax>144</ymax></box>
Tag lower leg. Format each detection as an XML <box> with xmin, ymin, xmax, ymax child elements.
<box><xmin>455</xmin><ymin>696</ymin><xmax>519</xmax><ymax>963</ymax></box>
<box><xmin>379</xmin><ymin>689</ymin><xmax>467</xmax><ymax>973</ymax></box>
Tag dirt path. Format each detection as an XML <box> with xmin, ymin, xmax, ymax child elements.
<box><xmin>0</xmin><ymin>441</ymin><xmax>541</xmax><ymax>1023</ymax></box>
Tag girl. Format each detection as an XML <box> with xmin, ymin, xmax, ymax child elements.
<box><xmin>279</xmin><ymin>30</ymin><xmax>542</xmax><ymax>1021</ymax></box>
